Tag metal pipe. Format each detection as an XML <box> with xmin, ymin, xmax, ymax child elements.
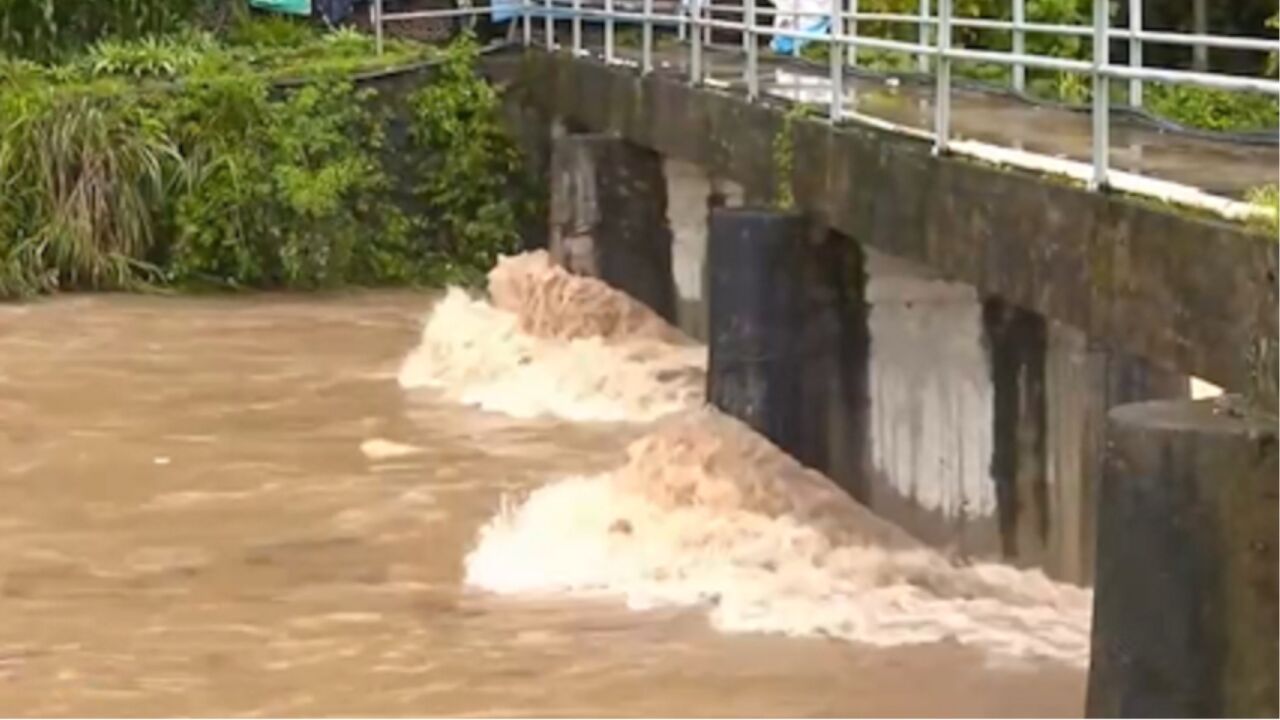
<box><xmin>643</xmin><ymin>0</ymin><xmax>654</xmax><ymax>73</ymax></box>
<box><xmin>934</xmin><ymin>0</ymin><xmax>951</xmax><ymax>153</ymax></box>
<box><xmin>374</xmin><ymin>0</ymin><xmax>384</xmax><ymax>55</ymax></box>
<box><xmin>691</xmin><ymin>0</ymin><xmax>703</xmax><ymax>85</ymax></box>
<box><xmin>847</xmin><ymin>0</ymin><xmax>858</xmax><ymax>67</ymax></box>
<box><xmin>746</xmin><ymin>0</ymin><xmax>759</xmax><ymax>98</ymax></box>
<box><xmin>572</xmin><ymin>0</ymin><xmax>583</xmax><ymax>53</ymax></box>
<box><xmin>606</xmin><ymin>0</ymin><xmax>616</xmax><ymax>62</ymax></box>
<box><xmin>830</xmin><ymin>0</ymin><xmax>844</xmax><ymax>121</ymax></box>
<box><xmin>545</xmin><ymin>0</ymin><xmax>555</xmax><ymax>49</ymax></box>
<box><xmin>1091</xmin><ymin>0</ymin><xmax>1109</xmax><ymax>190</ymax></box>
<box><xmin>704</xmin><ymin>0</ymin><xmax>713</xmax><ymax>46</ymax></box>
<box><xmin>1128</xmin><ymin>0</ymin><xmax>1142</xmax><ymax>107</ymax></box>
<box><xmin>1191</xmin><ymin>0</ymin><xmax>1207</xmax><ymax>71</ymax></box>
<box><xmin>917</xmin><ymin>0</ymin><xmax>930</xmax><ymax>73</ymax></box>
<box><xmin>522</xmin><ymin>0</ymin><xmax>532</xmax><ymax>45</ymax></box>
<box><xmin>1012</xmin><ymin>0</ymin><xmax>1025</xmax><ymax>92</ymax></box>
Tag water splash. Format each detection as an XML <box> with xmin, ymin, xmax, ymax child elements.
<box><xmin>397</xmin><ymin>251</ymin><xmax>704</xmax><ymax>423</ymax></box>
<box><xmin>465</xmin><ymin>408</ymin><xmax>1093</xmax><ymax>667</ymax></box>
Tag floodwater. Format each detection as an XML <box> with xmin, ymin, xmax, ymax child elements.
<box><xmin>0</xmin><ymin>259</ymin><xmax>1088</xmax><ymax>716</ymax></box>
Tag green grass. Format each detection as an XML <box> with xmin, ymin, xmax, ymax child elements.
<box><xmin>0</xmin><ymin>28</ymin><xmax>525</xmax><ymax>299</ymax></box>
<box><xmin>1246</xmin><ymin>184</ymin><xmax>1279</xmax><ymax>236</ymax></box>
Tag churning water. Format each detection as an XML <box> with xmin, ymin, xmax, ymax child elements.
<box><xmin>0</xmin><ymin>251</ymin><xmax>1089</xmax><ymax>716</ymax></box>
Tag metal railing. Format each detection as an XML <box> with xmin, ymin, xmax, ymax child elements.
<box><xmin>372</xmin><ymin>0</ymin><xmax>1280</xmax><ymax>193</ymax></box>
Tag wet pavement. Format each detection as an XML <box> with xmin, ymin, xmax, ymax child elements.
<box><xmin>532</xmin><ymin>27</ymin><xmax>1277</xmax><ymax>198</ymax></box>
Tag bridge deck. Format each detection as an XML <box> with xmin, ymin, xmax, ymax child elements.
<box><xmin>530</xmin><ymin>28</ymin><xmax>1278</xmax><ymax>200</ymax></box>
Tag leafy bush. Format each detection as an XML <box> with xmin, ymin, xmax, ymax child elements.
<box><xmin>406</xmin><ymin>35</ymin><xmax>524</xmax><ymax>284</ymax></box>
<box><xmin>86</xmin><ymin>34</ymin><xmax>216</xmax><ymax>78</ymax></box>
<box><xmin>0</xmin><ymin>85</ymin><xmax>177</xmax><ymax>293</ymax></box>
<box><xmin>1146</xmin><ymin>84</ymin><xmax>1279</xmax><ymax>132</ymax></box>
<box><xmin>0</xmin><ymin>32</ymin><xmax>530</xmax><ymax>298</ymax></box>
<box><xmin>0</xmin><ymin>0</ymin><xmax>234</xmax><ymax>62</ymax></box>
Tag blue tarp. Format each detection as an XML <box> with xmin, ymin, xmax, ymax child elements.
<box><xmin>492</xmin><ymin>0</ymin><xmax>520</xmax><ymax>22</ymax></box>
<box><xmin>249</xmin><ymin>0</ymin><xmax>311</xmax><ymax>15</ymax></box>
<box><xmin>770</xmin><ymin>16</ymin><xmax>829</xmax><ymax>55</ymax></box>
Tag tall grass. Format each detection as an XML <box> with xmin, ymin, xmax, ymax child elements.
<box><xmin>0</xmin><ymin>89</ymin><xmax>180</xmax><ymax>292</ymax></box>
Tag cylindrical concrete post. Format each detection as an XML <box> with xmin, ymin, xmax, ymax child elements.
<box><xmin>1087</xmin><ymin>397</ymin><xmax>1279</xmax><ymax>718</ymax></box>
<box><xmin>706</xmin><ymin>208</ymin><xmax>808</xmax><ymax>456</ymax></box>
<box><xmin>549</xmin><ymin>133</ymin><xmax>677</xmax><ymax>323</ymax></box>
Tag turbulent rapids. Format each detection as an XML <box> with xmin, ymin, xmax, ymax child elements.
<box><xmin>398</xmin><ymin>251</ymin><xmax>705</xmax><ymax>422</ymax></box>
<box><xmin>399</xmin><ymin>251</ymin><xmax>1093</xmax><ymax>668</ymax></box>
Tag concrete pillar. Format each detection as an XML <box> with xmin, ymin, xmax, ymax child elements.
<box><xmin>798</xmin><ymin>229</ymin><xmax>872</xmax><ymax>501</ymax></box>
<box><xmin>706</xmin><ymin>209</ymin><xmax>871</xmax><ymax>495</ymax></box>
<box><xmin>549</xmin><ymin>134</ymin><xmax>677</xmax><ymax>322</ymax></box>
<box><xmin>1087</xmin><ymin>397</ymin><xmax>1278</xmax><ymax>718</ymax></box>
<box><xmin>707</xmin><ymin>208</ymin><xmax>809</xmax><ymax>454</ymax></box>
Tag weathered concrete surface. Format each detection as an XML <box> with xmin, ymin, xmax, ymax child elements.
<box><xmin>548</xmin><ymin>134</ymin><xmax>678</xmax><ymax>322</ymax></box>
<box><xmin>664</xmin><ymin>158</ymin><xmax>744</xmax><ymax>342</ymax></box>
<box><xmin>1087</xmin><ymin>397</ymin><xmax>1279</xmax><ymax>718</ymax></box>
<box><xmin>487</xmin><ymin>50</ymin><xmax>1279</xmax><ymax>404</ymax></box>
<box><xmin>705</xmin><ymin>209</ymin><xmax>811</xmax><ymax>454</ymax></box>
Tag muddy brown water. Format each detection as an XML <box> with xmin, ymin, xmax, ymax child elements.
<box><xmin>0</xmin><ymin>292</ymin><xmax>1084</xmax><ymax>716</ymax></box>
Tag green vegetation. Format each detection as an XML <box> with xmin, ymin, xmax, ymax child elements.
<box><xmin>1245</xmin><ymin>184</ymin><xmax>1279</xmax><ymax>235</ymax></box>
<box><xmin>0</xmin><ymin>25</ymin><xmax>527</xmax><ymax>298</ymax></box>
<box><xmin>772</xmin><ymin>103</ymin><xmax>818</xmax><ymax>210</ymax></box>
<box><xmin>0</xmin><ymin>0</ymin><xmax>237</xmax><ymax>63</ymax></box>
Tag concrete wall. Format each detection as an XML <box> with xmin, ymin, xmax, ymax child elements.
<box><xmin>655</xmin><ymin>157</ymin><xmax>1185</xmax><ymax>584</ymax></box>
<box><xmin>491</xmin><ymin>51</ymin><xmax>1278</xmax><ymax>405</ymax></box>
<box><xmin>862</xmin><ymin>251</ymin><xmax>1002</xmax><ymax>558</ymax></box>
<box><xmin>663</xmin><ymin>158</ymin><xmax>743</xmax><ymax>343</ymax></box>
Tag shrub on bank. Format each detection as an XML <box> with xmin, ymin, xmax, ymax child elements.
<box><xmin>0</xmin><ymin>25</ymin><xmax>528</xmax><ymax>298</ymax></box>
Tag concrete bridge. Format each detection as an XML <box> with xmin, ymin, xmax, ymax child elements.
<box><xmin>345</xmin><ymin>2</ymin><xmax>1280</xmax><ymax>706</ymax></box>
<box><xmin>470</xmin><ymin>39</ymin><xmax>1280</xmax><ymax>716</ymax></box>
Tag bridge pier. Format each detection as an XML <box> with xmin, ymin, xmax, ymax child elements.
<box><xmin>706</xmin><ymin>208</ymin><xmax>809</xmax><ymax>454</ymax></box>
<box><xmin>549</xmin><ymin>133</ymin><xmax>677</xmax><ymax>323</ymax></box>
<box><xmin>1087</xmin><ymin>397</ymin><xmax>1279</xmax><ymax>718</ymax></box>
<box><xmin>705</xmin><ymin>208</ymin><xmax>870</xmax><ymax>492</ymax></box>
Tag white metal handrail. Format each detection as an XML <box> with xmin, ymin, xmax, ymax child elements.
<box><xmin>372</xmin><ymin>0</ymin><xmax>1280</xmax><ymax>193</ymax></box>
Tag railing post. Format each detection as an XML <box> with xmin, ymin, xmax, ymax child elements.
<box><xmin>917</xmin><ymin>0</ymin><xmax>931</xmax><ymax>73</ymax></box>
<box><xmin>847</xmin><ymin>0</ymin><xmax>857</xmax><ymax>67</ymax></box>
<box><xmin>1128</xmin><ymin>0</ymin><xmax>1143</xmax><ymax>107</ymax></box>
<box><xmin>746</xmin><ymin>0</ymin><xmax>759</xmax><ymax>99</ymax></box>
<box><xmin>830</xmin><ymin>0</ymin><xmax>844</xmax><ymax>121</ymax></box>
<box><xmin>374</xmin><ymin>0</ymin><xmax>384</xmax><ymax>55</ymax></box>
<box><xmin>605</xmin><ymin>0</ymin><xmax>616</xmax><ymax>62</ymax></box>
<box><xmin>1012</xmin><ymin>0</ymin><xmax>1025</xmax><ymax>92</ymax></box>
<box><xmin>934</xmin><ymin>0</ymin><xmax>951</xmax><ymax>153</ymax></box>
<box><xmin>545</xmin><ymin>0</ymin><xmax>555</xmax><ymax>49</ymax></box>
<box><xmin>704</xmin><ymin>0</ymin><xmax>713</xmax><ymax>47</ymax></box>
<box><xmin>691</xmin><ymin>0</ymin><xmax>703</xmax><ymax>84</ymax></box>
<box><xmin>522</xmin><ymin>0</ymin><xmax>532</xmax><ymax>45</ymax></box>
<box><xmin>679</xmin><ymin>0</ymin><xmax>688</xmax><ymax>41</ymax></box>
<box><xmin>572</xmin><ymin>0</ymin><xmax>582</xmax><ymax>54</ymax></box>
<box><xmin>1091</xmin><ymin>0</ymin><xmax>1110</xmax><ymax>190</ymax></box>
<box><xmin>643</xmin><ymin>0</ymin><xmax>654</xmax><ymax>73</ymax></box>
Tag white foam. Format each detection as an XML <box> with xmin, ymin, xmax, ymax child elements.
<box><xmin>464</xmin><ymin>408</ymin><xmax>1093</xmax><ymax>667</ymax></box>
<box><xmin>360</xmin><ymin>438</ymin><xmax>424</xmax><ymax>460</ymax></box>
<box><xmin>397</xmin><ymin>252</ymin><xmax>705</xmax><ymax>423</ymax></box>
